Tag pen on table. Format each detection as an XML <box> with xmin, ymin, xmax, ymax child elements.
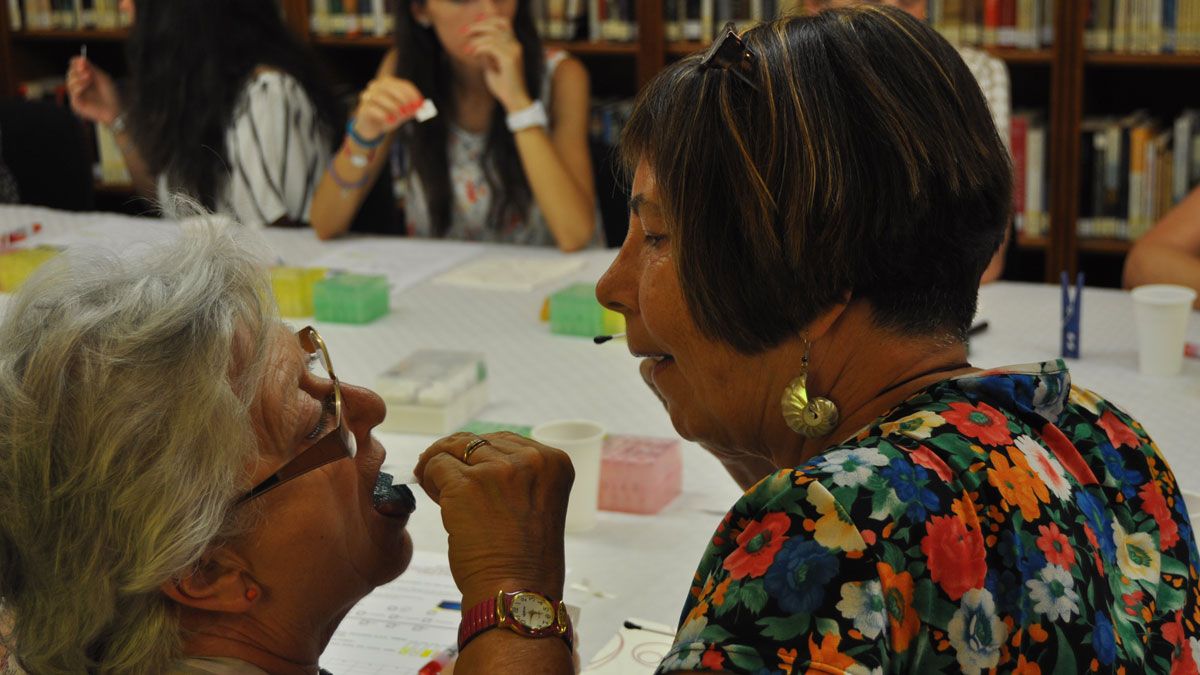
<box><xmin>623</xmin><ymin>619</ymin><xmax>676</xmax><ymax>637</ymax></box>
<box><xmin>417</xmin><ymin>646</ymin><xmax>458</xmax><ymax>675</ymax></box>
<box><xmin>967</xmin><ymin>320</ymin><xmax>989</xmax><ymax>337</ymax></box>
<box><xmin>593</xmin><ymin>332</ymin><xmax>626</xmax><ymax>345</ymax></box>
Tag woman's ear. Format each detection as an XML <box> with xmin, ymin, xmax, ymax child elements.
<box><xmin>160</xmin><ymin>548</ymin><xmax>261</xmax><ymax>614</ymax></box>
<box><xmin>410</xmin><ymin>2</ymin><xmax>433</xmax><ymax>28</ymax></box>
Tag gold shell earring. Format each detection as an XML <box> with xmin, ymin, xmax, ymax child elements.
<box><xmin>781</xmin><ymin>345</ymin><xmax>839</xmax><ymax>438</ymax></box>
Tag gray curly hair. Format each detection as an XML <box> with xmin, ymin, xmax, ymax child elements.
<box><xmin>0</xmin><ymin>219</ymin><xmax>276</xmax><ymax>672</ymax></box>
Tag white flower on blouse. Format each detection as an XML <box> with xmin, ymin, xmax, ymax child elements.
<box><xmin>816</xmin><ymin>448</ymin><xmax>891</xmax><ymax>488</ymax></box>
<box><xmin>1027</xmin><ymin>564</ymin><xmax>1080</xmax><ymax>622</ymax></box>
<box><xmin>1015</xmin><ymin>434</ymin><xmax>1072</xmax><ymax>501</ymax></box>
<box><xmin>659</xmin><ymin>615</ymin><xmax>707</xmax><ymax>671</ymax></box>
<box><xmin>1114</xmin><ymin>520</ymin><xmax>1161</xmax><ymax>584</ymax></box>
<box><xmin>948</xmin><ymin>588</ymin><xmax>1007</xmax><ymax>674</ymax></box>
<box><xmin>836</xmin><ymin>579</ymin><xmax>887</xmax><ymax>640</ymax></box>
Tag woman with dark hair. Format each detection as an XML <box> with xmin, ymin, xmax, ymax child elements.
<box><xmin>411</xmin><ymin>6</ymin><xmax>1200</xmax><ymax>673</ymax></box>
<box><xmin>308</xmin><ymin>0</ymin><xmax>597</xmax><ymax>251</ymax></box>
<box><xmin>65</xmin><ymin>0</ymin><xmax>342</xmax><ymax>229</ymax></box>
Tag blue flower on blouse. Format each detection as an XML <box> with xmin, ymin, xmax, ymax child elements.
<box><xmin>1098</xmin><ymin>440</ymin><xmax>1145</xmax><ymax>498</ymax></box>
<box><xmin>763</xmin><ymin>537</ymin><xmax>839</xmax><ymax>615</ymax></box>
<box><xmin>1092</xmin><ymin>611</ymin><xmax>1117</xmax><ymax>666</ymax></box>
<box><xmin>880</xmin><ymin>460</ymin><xmax>940</xmax><ymax>522</ymax></box>
<box><xmin>998</xmin><ymin>529</ymin><xmax>1046</xmax><ymax>581</ymax></box>
<box><xmin>1076</xmin><ymin>488</ymin><xmax>1118</xmax><ymax>561</ymax></box>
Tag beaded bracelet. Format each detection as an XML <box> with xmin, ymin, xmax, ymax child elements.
<box><xmin>328</xmin><ymin>158</ymin><xmax>371</xmax><ymax>192</ymax></box>
<box><xmin>342</xmin><ymin>140</ymin><xmax>375</xmax><ymax>169</ymax></box>
<box><xmin>346</xmin><ymin>118</ymin><xmax>384</xmax><ymax>149</ymax></box>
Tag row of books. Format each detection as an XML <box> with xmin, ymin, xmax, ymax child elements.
<box><xmin>1011</xmin><ymin>112</ymin><xmax>1050</xmax><ymax>238</ymax></box>
<box><xmin>928</xmin><ymin>0</ymin><xmax>1056</xmax><ymax>49</ymax></box>
<box><xmin>309</xmin><ymin>0</ymin><xmax>396</xmax><ymax>38</ymax></box>
<box><xmin>1084</xmin><ymin>0</ymin><xmax>1200</xmax><ymax>53</ymax></box>
<box><xmin>18</xmin><ymin>77</ymin><xmax>131</xmax><ymax>187</ymax></box>
<box><xmin>8</xmin><ymin>0</ymin><xmax>130</xmax><ymax>31</ymax></box>
<box><xmin>531</xmin><ymin>0</ymin><xmax>638</xmax><ymax>42</ymax></box>
<box><xmin>589</xmin><ymin>98</ymin><xmax>633</xmax><ymax>146</ymax></box>
<box><xmin>1076</xmin><ymin>110</ymin><xmax>1200</xmax><ymax>240</ymax></box>
<box><xmin>662</xmin><ymin>0</ymin><xmax>803</xmax><ymax>41</ymax></box>
<box><xmin>536</xmin><ymin>0</ymin><xmax>808</xmax><ymax>44</ymax></box>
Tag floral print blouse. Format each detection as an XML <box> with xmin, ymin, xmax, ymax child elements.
<box><xmin>656</xmin><ymin>361</ymin><xmax>1200</xmax><ymax>674</ymax></box>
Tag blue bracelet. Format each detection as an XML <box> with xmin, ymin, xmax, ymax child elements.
<box><xmin>346</xmin><ymin>118</ymin><xmax>384</xmax><ymax>149</ymax></box>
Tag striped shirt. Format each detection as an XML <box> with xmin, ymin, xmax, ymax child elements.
<box><xmin>159</xmin><ymin>70</ymin><xmax>332</xmax><ymax>228</ymax></box>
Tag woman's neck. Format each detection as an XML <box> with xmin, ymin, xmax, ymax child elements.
<box><xmin>762</xmin><ymin>303</ymin><xmax>976</xmax><ymax>470</ymax></box>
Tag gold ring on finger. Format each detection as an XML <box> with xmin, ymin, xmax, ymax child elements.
<box><xmin>463</xmin><ymin>437</ymin><xmax>490</xmax><ymax>464</ymax></box>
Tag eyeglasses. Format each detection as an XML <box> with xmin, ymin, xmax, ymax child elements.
<box><xmin>236</xmin><ymin>326</ymin><xmax>358</xmax><ymax>505</ymax></box>
<box><xmin>699</xmin><ymin>21</ymin><xmax>760</xmax><ymax>91</ymax></box>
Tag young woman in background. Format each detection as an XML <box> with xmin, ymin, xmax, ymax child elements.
<box><xmin>67</xmin><ymin>0</ymin><xmax>342</xmax><ymax>228</ymax></box>
<box><xmin>309</xmin><ymin>0</ymin><xmax>597</xmax><ymax>251</ymax></box>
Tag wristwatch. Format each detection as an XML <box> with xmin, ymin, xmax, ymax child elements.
<box><xmin>505</xmin><ymin>100</ymin><xmax>549</xmax><ymax>133</ymax></box>
<box><xmin>458</xmin><ymin>589</ymin><xmax>572</xmax><ymax>651</ymax></box>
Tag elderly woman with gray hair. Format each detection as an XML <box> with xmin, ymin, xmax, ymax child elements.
<box><xmin>0</xmin><ymin>225</ymin><xmax>440</xmax><ymax>673</ymax></box>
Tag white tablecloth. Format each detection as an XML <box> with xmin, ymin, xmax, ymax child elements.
<box><xmin>3</xmin><ymin>206</ymin><xmax>1199</xmax><ymax>663</ymax></box>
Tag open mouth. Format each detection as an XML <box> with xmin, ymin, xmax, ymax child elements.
<box><xmin>372</xmin><ymin>471</ymin><xmax>416</xmax><ymax>518</ymax></box>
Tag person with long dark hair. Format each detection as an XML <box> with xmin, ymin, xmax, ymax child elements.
<box><xmin>308</xmin><ymin>0</ymin><xmax>597</xmax><ymax>251</ymax></box>
<box><xmin>65</xmin><ymin>0</ymin><xmax>342</xmax><ymax>229</ymax></box>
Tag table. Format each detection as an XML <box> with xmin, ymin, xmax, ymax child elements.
<box><xmin>3</xmin><ymin>206</ymin><xmax>1199</xmax><ymax>664</ymax></box>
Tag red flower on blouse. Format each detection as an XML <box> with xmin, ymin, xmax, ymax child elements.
<box><xmin>722</xmin><ymin>512</ymin><xmax>791</xmax><ymax>580</ymax></box>
<box><xmin>942</xmin><ymin>401</ymin><xmax>1013</xmax><ymax>446</ymax></box>
<box><xmin>921</xmin><ymin>514</ymin><xmax>986</xmax><ymax>601</ymax></box>
<box><xmin>909</xmin><ymin>444</ymin><xmax>955</xmax><ymax>482</ymax></box>
<box><xmin>1097</xmin><ymin>410</ymin><xmax>1141</xmax><ymax>450</ymax></box>
<box><xmin>1036</xmin><ymin>523</ymin><xmax>1075</xmax><ymax>568</ymax></box>
<box><xmin>701</xmin><ymin>645</ymin><xmax>726</xmax><ymax>669</ymax></box>
<box><xmin>1139</xmin><ymin>481</ymin><xmax>1181</xmax><ymax>550</ymax></box>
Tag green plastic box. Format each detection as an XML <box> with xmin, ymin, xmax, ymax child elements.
<box><xmin>548</xmin><ymin>282</ymin><xmax>624</xmax><ymax>337</ymax></box>
<box><xmin>313</xmin><ymin>273</ymin><xmax>390</xmax><ymax>324</ymax></box>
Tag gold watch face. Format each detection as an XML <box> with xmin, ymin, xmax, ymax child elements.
<box><xmin>510</xmin><ymin>592</ymin><xmax>555</xmax><ymax>631</ymax></box>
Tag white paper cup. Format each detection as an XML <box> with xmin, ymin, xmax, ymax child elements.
<box><xmin>532</xmin><ymin>419</ymin><xmax>605</xmax><ymax>532</ymax></box>
<box><xmin>1131</xmin><ymin>284</ymin><xmax>1197</xmax><ymax>376</ymax></box>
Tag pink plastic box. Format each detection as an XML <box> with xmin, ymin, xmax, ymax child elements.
<box><xmin>599</xmin><ymin>435</ymin><xmax>682</xmax><ymax>514</ymax></box>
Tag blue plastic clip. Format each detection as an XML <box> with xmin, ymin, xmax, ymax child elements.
<box><xmin>1061</xmin><ymin>271</ymin><xmax>1084</xmax><ymax>359</ymax></box>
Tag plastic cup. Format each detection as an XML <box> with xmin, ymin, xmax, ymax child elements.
<box><xmin>532</xmin><ymin>420</ymin><xmax>605</xmax><ymax>532</ymax></box>
<box><xmin>1131</xmin><ymin>284</ymin><xmax>1197</xmax><ymax>376</ymax></box>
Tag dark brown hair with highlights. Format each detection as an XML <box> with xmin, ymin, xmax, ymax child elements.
<box><xmin>620</xmin><ymin>5</ymin><xmax>1011</xmax><ymax>354</ymax></box>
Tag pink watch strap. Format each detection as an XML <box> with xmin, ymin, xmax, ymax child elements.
<box><xmin>458</xmin><ymin>595</ymin><xmax>497</xmax><ymax>650</ymax></box>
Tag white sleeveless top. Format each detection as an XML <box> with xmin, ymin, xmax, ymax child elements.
<box><xmin>395</xmin><ymin>49</ymin><xmax>585</xmax><ymax>246</ymax></box>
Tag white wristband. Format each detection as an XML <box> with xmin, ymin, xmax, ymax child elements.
<box><xmin>506</xmin><ymin>100</ymin><xmax>548</xmax><ymax>133</ymax></box>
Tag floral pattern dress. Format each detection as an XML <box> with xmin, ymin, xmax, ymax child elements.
<box><xmin>656</xmin><ymin>361</ymin><xmax>1200</xmax><ymax>674</ymax></box>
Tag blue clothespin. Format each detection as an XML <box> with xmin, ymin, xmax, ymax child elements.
<box><xmin>1061</xmin><ymin>271</ymin><xmax>1084</xmax><ymax>359</ymax></box>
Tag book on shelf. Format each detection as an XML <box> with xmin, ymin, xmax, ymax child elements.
<box><xmin>17</xmin><ymin>76</ymin><xmax>131</xmax><ymax>189</ymax></box>
<box><xmin>589</xmin><ymin>97</ymin><xmax>633</xmax><ymax>146</ymax></box>
<box><xmin>1086</xmin><ymin>0</ymin><xmax>1200</xmax><ymax>53</ymax></box>
<box><xmin>7</xmin><ymin>0</ymin><xmax>21</xmax><ymax>30</ymax></box>
<box><xmin>12</xmin><ymin>0</ymin><xmax>128</xmax><ymax>30</ymax></box>
<box><xmin>309</xmin><ymin>0</ymin><xmax>395</xmax><ymax>38</ymax></box>
<box><xmin>1010</xmin><ymin>110</ymin><xmax>1050</xmax><ymax>239</ymax></box>
<box><xmin>929</xmin><ymin>0</ymin><xmax>1054</xmax><ymax>49</ymax></box>
<box><xmin>1074</xmin><ymin>110</ymin><xmax>1200</xmax><ymax>242</ymax></box>
<box><xmin>535</xmin><ymin>0</ymin><xmax>587</xmax><ymax>41</ymax></box>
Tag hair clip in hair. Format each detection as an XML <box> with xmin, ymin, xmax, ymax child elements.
<box><xmin>700</xmin><ymin>22</ymin><xmax>760</xmax><ymax>91</ymax></box>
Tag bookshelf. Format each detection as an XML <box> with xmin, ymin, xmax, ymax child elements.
<box><xmin>0</xmin><ymin>1</ymin><xmax>1196</xmax><ymax>284</ymax></box>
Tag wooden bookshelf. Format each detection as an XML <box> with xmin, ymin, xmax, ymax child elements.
<box><xmin>1084</xmin><ymin>52</ymin><xmax>1200</xmax><ymax>68</ymax></box>
<box><xmin>545</xmin><ymin>40</ymin><xmax>640</xmax><ymax>57</ymax></box>
<box><xmin>1078</xmin><ymin>237</ymin><xmax>1134</xmax><ymax>255</ymax></box>
<box><xmin>0</xmin><ymin>0</ymin><xmax>1189</xmax><ymax>283</ymax></box>
<box><xmin>11</xmin><ymin>28</ymin><xmax>127</xmax><ymax>42</ymax></box>
<box><xmin>1017</xmin><ymin>234</ymin><xmax>1049</xmax><ymax>251</ymax></box>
